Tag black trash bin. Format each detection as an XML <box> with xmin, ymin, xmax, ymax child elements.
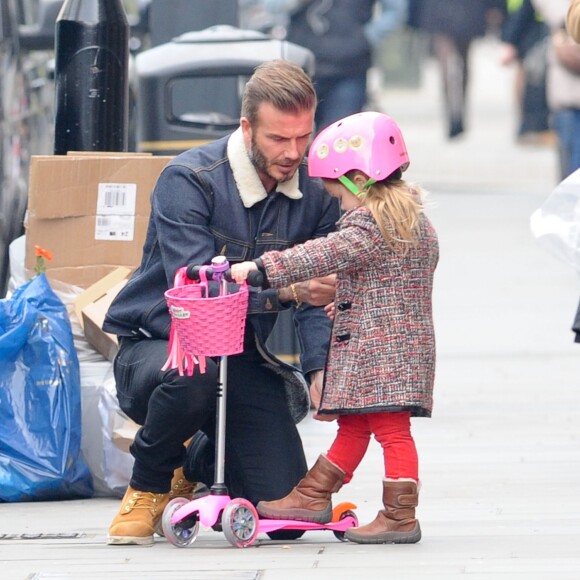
<box><xmin>136</xmin><ymin>25</ymin><xmax>316</xmax><ymax>363</ymax></box>
<box><xmin>135</xmin><ymin>25</ymin><xmax>314</xmax><ymax>156</ymax></box>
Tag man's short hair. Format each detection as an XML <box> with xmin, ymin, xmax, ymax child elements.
<box><xmin>241</xmin><ymin>60</ymin><xmax>317</xmax><ymax>126</ymax></box>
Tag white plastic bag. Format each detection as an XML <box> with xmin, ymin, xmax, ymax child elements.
<box><xmin>80</xmin><ymin>362</ymin><xmax>137</xmax><ymax>497</ymax></box>
<box><xmin>530</xmin><ymin>168</ymin><xmax>580</xmax><ymax>272</ymax></box>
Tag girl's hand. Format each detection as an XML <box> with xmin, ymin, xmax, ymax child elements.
<box><xmin>324</xmin><ymin>301</ymin><xmax>335</xmax><ymax>321</ymax></box>
<box><xmin>314</xmin><ymin>410</ymin><xmax>339</xmax><ymax>422</ymax></box>
<box><xmin>231</xmin><ymin>261</ymin><xmax>258</xmax><ymax>284</ymax></box>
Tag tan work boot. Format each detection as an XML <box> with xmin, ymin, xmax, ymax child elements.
<box><xmin>345</xmin><ymin>479</ymin><xmax>422</xmax><ymax>544</ymax></box>
<box><xmin>107</xmin><ymin>486</ymin><xmax>171</xmax><ymax>545</ymax></box>
<box><xmin>107</xmin><ymin>466</ymin><xmax>203</xmax><ymax>545</ymax></box>
<box><xmin>154</xmin><ymin>466</ymin><xmax>207</xmax><ymax>538</ymax></box>
<box><xmin>169</xmin><ymin>466</ymin><xmax>199</xmax><ymax>500</ymax></box>
<box><xmin>169</xmin><ymin>438</ymin><xmax>209</xmax><ymax>500</ymax></box>
<box><xmin>256</xmin><ymin>455</ymin><xmax>345</xmax><ymax>524</ymax></box>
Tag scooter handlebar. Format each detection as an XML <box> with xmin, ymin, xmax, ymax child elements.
<box><xmin>186</xmin><ymin>264</ymin><xmax>264</xmax><ymax>287</ymax></box>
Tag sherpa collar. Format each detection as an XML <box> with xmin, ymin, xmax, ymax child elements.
<box><xmin>227</xmin><ymin>127</ymin><xmax>303</xmax><ymax>208</ymax></box>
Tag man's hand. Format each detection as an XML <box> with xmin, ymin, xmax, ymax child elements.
<box><xmin>297</xmin><ymin>274</ymin><xmax>337</xmax><ymax>306</ymax></box>
<box><xmin>309</xmin><ymin>370</ymin><xmax>338</xmax><ymax>422</ymax></box>
<box><xmin>324</xmin><ymin>301</ymin><xmax>335</xmax><ymax>321</ymax></box>
<box><xmin>309</xmin><ymin>370</ymin><xmax>323</xmax><ymax>410</ymax></box>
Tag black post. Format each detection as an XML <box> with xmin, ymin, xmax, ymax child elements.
<box><xmin>53</xmin><ymin>0</ymin><xmax>129</xmax><ymax>154</ymax></box>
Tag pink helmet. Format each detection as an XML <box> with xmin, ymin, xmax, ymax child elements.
<box><xmin>308</xmin><ymin>112</ymin><xmax>410</xmax><ymax>183</ymax></box>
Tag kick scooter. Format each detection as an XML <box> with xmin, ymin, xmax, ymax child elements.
<box><xmin>161</xmin><ymin>256</ymin><xmax>358</xmax><ymax>548</ymax></box>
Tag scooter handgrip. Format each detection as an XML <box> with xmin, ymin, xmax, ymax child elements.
<box><xmin>186</xmin><ymin>264</ymin><xmax>212</xmax><ymax>280</ymax></box>
<box><xmin>246</xmin><ymin>270</ymin><xmax>264</xmax><ymax>287</ymax></box>
<box><xmin>222</xmin><ymin>269</ymin><xmax>263</xmax><ymax>287</ymax></box>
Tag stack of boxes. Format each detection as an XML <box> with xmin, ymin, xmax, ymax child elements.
<box><xmin>25</xmin><ymin>153</ymin><xmax>173</xmax><ymax>360</ymax></box>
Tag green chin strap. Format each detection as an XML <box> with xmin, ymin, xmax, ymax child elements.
<box><xmin>338</xmin><ymin>175</ymin><xmax>376</xmax><ymax>198</ymax></box>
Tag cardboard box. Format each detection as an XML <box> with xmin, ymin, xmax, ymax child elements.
<box><xmin>25</xmin><ymin>153</ymin><xmax>173</xmax><ymax>288</ymax></box>
<box><xmin>74</xmin><ymin>267</ymin><xmax>131</xmax><ymax>361</ymax></box>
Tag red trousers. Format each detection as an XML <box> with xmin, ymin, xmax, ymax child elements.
<box><xmin>326</xmin><ymin>411</ymin><xmax>418</xmax><ymax>483</ymax></box>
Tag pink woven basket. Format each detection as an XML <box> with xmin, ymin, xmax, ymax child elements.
<box><xmin>162</xmin><ymin>267</ymin><xmax>249</xmax><ymax>376</ymax></box>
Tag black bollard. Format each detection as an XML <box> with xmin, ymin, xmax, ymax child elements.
<box><xmin>53</xmin><ymin>0</ymin><xmax>129</xmax><ymax>154</ymax></box>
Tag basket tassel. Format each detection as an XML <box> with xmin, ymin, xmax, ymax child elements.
<box><xmin>161</xmin><ymin>325</ymin><xmax>206</xmax><ymax>376</ymax></box>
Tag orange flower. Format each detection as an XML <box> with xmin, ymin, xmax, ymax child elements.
<box><xmin>34</xmin><ymin>245</ymin><xmax>53</xmax><ymax>275</ymax></box>
<box><xmin>34</xmin><ymin>245</ymin><xmax>53</xmax><ymax>261</ymax></box>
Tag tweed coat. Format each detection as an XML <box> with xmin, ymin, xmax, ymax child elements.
<box><xmin>260</xmin><ymin>206</ymin><xmax>439</xmax><ymax>417</ymax></box>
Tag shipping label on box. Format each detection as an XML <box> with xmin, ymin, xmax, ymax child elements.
<box><xmin>95</xmin><ymin>182</ymin><xmax>138</xmax><ymax>241</ymax></box>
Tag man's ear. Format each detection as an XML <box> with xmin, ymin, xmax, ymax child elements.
<box><xmin>240</xmin><ymin>117</ymin><xmax>252</xmax><ymax>148</ymax></box>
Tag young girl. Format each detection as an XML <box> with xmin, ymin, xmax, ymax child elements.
<box><xmin>231</xmin><ymin>111</ymin><xmax>438</xmax><ymax>545</ymax></box>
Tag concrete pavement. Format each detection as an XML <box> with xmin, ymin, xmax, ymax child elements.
<box><xmin>2</xmin><ymin>36</ymin><xmax>580</xmax><ymax>579</ymax></box>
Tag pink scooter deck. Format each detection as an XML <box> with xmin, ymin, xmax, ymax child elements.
<box><xmin>257</xmin><ymin>512</ymin><xmax>358</xmax><ymax>534</ymax></box>
<box><xmin>171</xmin><ymin>494</ymin><xmax>358</xmax><ymax>536</ymax></box>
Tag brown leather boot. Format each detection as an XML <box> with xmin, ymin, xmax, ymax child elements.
<box><xmin>256</xmin><ymin>455</ymin><xmax>345</xmax><ymax>523</ymax></box>
<box><xmin>345</xmin><ymin>479</ymin><xmax>421</xmax><ymax>544</ymax></box>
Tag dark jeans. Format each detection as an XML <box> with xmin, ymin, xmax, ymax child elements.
<box><xmin>552</xmin><ymin>108</ymin><xmax>580</xmax><ymax>181</ymax></box>
<box><xmin>432</xmin><ymin>33</ymin><xmax>471</xmax><ymax>137</ymax></box>
<box><xmin>113</xmin><ymin>337</ymin><xmax>307</xmax><ymax>505</ymax></box>
<box><xmin>314</xmin><ymin>72</ymin><xmax>368</xmax><ymax>132</ymax></box>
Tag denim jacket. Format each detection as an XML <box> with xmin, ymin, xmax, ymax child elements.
<box><xmin>103</xmin><ymin>129</ymin><xmax>340</xmax><ymax>406</ymax></box>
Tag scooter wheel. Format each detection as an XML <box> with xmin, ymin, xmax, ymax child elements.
<box><xmin>222</xmin><ymin>498</ymin><xmax>259</xmax><ymax>548</ymax></box>
<box><xmin>333</xmin><ymin>509</ymin><xmax>358</xmax><ymax>542</ymax></box>
<box><xmin>162</xmin><ymin>497</ymin><xmax>199</xmax><ymax>547</ymax></box>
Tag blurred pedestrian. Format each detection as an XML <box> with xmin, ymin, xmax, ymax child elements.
<box><xmin>258</xmin><ymin>0</ymin><xmax>408</xmax><ymax>132</ymax></box>
<box><xmin>415</xmin><ymin>0</ymin><xmax>505</xmax><ymax>139</ymax></box>
<box><xmin>499</xmin><ymin>0</ymin><xmax>551</xmax><ymax>144</ymax></box>
<box><xmin>567</xmin><ymin>0</ymin><xmax>580</xmax><ymax>41</ymax></box>
<box><xmin>532</xmin><ymin>0</ymin><xmax>580</xmax><ymax>180</ymax></box>
<box><xmin>562</xmin><ymin>0</ymin><xmax>580</xmax><ymax>342</ymax></box>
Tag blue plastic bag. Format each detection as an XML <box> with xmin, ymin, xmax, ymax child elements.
<box><xmin>0</xmin><ymin>274</ymin><xmax>93</xmax><ymax>502</ymax></box>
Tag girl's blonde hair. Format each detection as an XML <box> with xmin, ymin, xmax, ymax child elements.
<box><xmin>358</xmin><ymin>172</ymin><xmax>426</xmax><ymax>252</ymax></box>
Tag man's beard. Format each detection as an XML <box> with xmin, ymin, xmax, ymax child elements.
<box><xmin>249</xmin><ymin>136</ymin><xmax>293</xmax><ymax>184</ymax></box>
